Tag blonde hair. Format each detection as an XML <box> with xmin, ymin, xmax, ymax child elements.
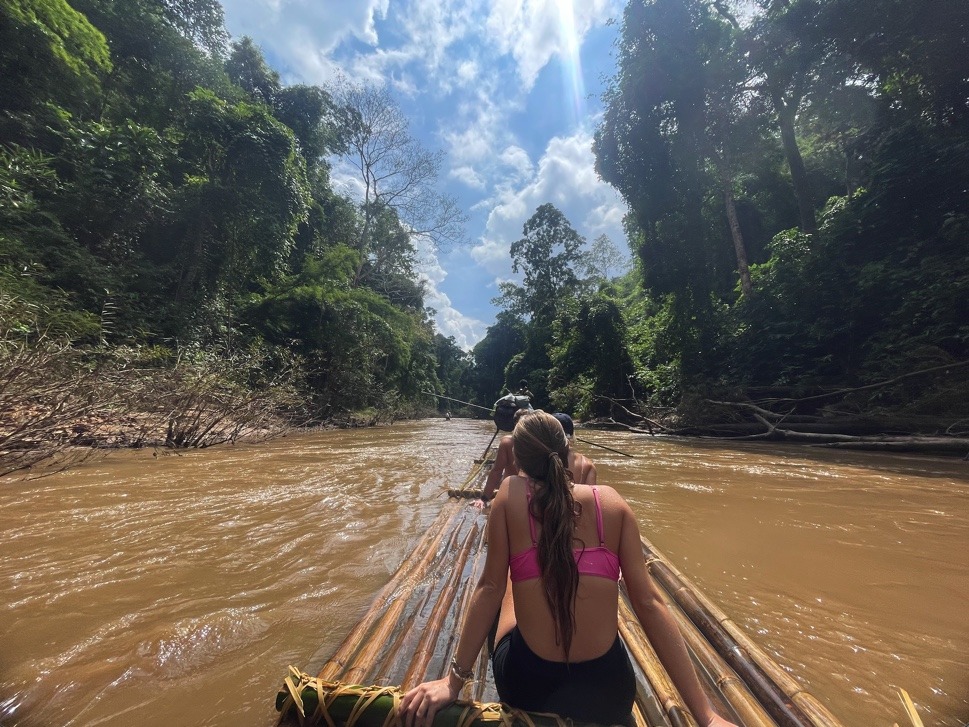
<box><xmin>512</xmin><ymin>411</ymin><xmax>580</xmax><ymax>658</ymax></box>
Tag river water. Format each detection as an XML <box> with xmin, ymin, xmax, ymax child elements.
<box><xmin>0</xmin><ymin>420</ymin><xmax>966</xmax><ymax>727</ymax></box>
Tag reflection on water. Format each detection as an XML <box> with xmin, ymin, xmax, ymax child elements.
<box><xmin>0</xmin><ymin>421</ymin><xmax>966</xmax><ymax>726</ymax></box>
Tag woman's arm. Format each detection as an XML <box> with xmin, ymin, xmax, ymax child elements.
<box><xmin>480</xmin><ymin>439</ymin><xmax>511</xmax><ymax>503</ymax></box>
<box><xmin>617</xmin><ymin>497</ymin><xmax>737</xmax><ymax>727</ymax></box>
<box><xmin>400</xmin><ymin>489</ymin><xmax>512</xmax><ymax>727</ymax></box>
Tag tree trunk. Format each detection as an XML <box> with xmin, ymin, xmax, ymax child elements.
<box><xmin>775</xmin><ymin>98</ymin><xmax>817</xmax><ymax>234</ymax></box>
<box><xmin>723</xmin><ymin>173</ymin><xmax>753</xmax><ymax>297</ymax></box>
<box><xmin>175</xmin><ymin>219</ymin><xmax>207</xmax><ymax>304</ymax></box>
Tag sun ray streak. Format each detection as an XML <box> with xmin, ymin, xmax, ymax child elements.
<box><xmin>555</xmin><ymin>0</ymin><xmax>586</xmax><ymax>126</ymax></box>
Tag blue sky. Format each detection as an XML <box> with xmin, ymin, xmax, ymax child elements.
<box><xmin>218</xmin><ymin>0</ymin><xmax>630</xmax><ymax>350</ymax></box>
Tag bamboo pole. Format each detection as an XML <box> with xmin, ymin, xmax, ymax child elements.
<box><xmin>401</xmin><ymin>518</ymin><xmax>483</xmax><ymax>686</ymax></box>
<box><xmin>457</xmin><ymin>520</ymin><xmax>494</xmax><ymax>704</ymax></box>
<box><xmin>662</xmin><ymin>591</ymin><xmax>776</xmax><ymax>727</ymax></box>
<box><xmin>317</xmin><ymin>504</ymin><xmax>459</xmax><ymax>680</ymax></box>
<box><xmin>627</xmin><ymin>655</ymin><xmax>674</xmax><ymax>727</ymax></box>
<box><xmin>343</xmin><ymin>509</ymin><xmax>474</xmax><ymax>684</ymax></box>
<box><xmin>372</xmin><ymin>508</ymin><xmax>481</xmax><ymax>684</ymax></box>
<box><xmin>630</xmin><ymin>576</ymin><xmax>744</xmax><ymax>723</ymax></box>
<box><xmin>642</xmin><ymin>539</ymin><xmax>845</xmax><ymax>727</ymax></box>
<box><xmin>618</xmin><ymin>596</ymin><xmax>699</xmax><ymax>727</ymax></box>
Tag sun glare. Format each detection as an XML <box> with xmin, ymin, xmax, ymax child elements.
<box><xmin>555</xmin><ymin>0</ymin><xmax>586</xmax><ymax>125</ymax></box>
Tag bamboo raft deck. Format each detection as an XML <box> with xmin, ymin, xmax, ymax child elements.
<box><xmin>276</xmin><ymin>438</ymin><xmax>846</xmax><ymax>727</ymax></box>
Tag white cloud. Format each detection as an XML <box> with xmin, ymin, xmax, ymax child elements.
<box><xmin>471</xmin><ymin>128</ymin><xmax>627</xmax><ymax>277</ymax></box>
<box><xmin>484</xmin><ymin>0</ymin><xmax>620</xmax><ymax>89</ymax></box>
<box><xmin>449</xmin><ymin>165</ymin><xmax>488</xmax><ymax>190</ymax></box>
<box><xmin>499</xmin><ymin>145</ymin><xmax>534</xmax><ymax>182</ymax></box>
<box><xmin>415</xmin><ymin>242</ymin><xmax>487</xmax><ymax>350</ymax></box>
<box><xmin>220</xmin><ymin>0</ymin><xmax>391</xmax><ymax>79</ymax></box>
<box><xmin>217</xmin><ymin>0</ymin><xmax>626</xmax><ymax>347</ymax></box>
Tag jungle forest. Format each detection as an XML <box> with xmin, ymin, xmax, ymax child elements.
<box><xmin>2</xmin><ymin>0</ymin><xmax>968</xmax><ymax>474</ymax></box>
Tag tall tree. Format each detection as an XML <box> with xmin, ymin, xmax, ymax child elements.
<box><xmin>595</xmin><ymin>0</ymin><xmax>729</xmax><ymax>296</ymax></box>
<box><xmin>746</xmin><ymin>0</ymin><xmax>856</xmax><ymax>235</ymax></box>
<box><xmin>499</xmin><ymin>203</ymin><xmax>585</xmax><ymax>327</ymax></box>
<box><xmin>168</xmin><ymin>89</ymin><xmax>309</xmax><ymax>312</ymax></box>
<box><xmin>470</xmin><ymin>311</ymin><xmax>526</xmax><ymax>405</ymax></box>
<box><xmin>225</xmin><ymin>36</ymin><xmax>279</xmax><ymax>106</ymax></box>
<box><xmin>585</xmin><ymin>234</ymin><xmax>628</xmax><ymax>284</ymax></box>
<box><xmin>336</xmin><ymin>83</ymin><xmax>467</xmax><ymax>283</ymax></box>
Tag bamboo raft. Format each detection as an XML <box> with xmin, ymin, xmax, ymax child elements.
<box><xmin>276</xmin><ymin>437</ymin><xmax>846</xmax><ymax>727</ymax></box>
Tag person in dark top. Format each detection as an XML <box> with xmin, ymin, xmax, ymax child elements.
<box><xmin>551</xmin><ymin>412</ymin><xmax>596</xmax><ymax>486</ymax></box>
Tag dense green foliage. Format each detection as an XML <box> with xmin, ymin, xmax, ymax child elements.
<box><xmin>469</xmin><ymin>0</ymin><xmax>967</xmax><ymax>425</ymax></box>
<box><xmin>0</xmin><ymin>0</ymin><xmax>464</xmax><ymax>421</ymax></box>
<box><xmin>3</xmin><ymin>0</ymin><xmax>966</xmax><ymax>433</ymax></box>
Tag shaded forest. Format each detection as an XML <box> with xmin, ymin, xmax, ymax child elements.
<box><xmin>466</xmin><ymin>0</ymin><xmax>969</xmax><ymax>454</ymax></box>
<box><xmin>2</xmin><ymin>0</ymin><xmax>968</xmax><ymax>473</ymax></box>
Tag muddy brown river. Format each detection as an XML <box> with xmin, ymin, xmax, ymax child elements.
<box><xmin>0</xmin><ymin>420</ymin><xmax>966</xmax><ymax>726</ymax></box>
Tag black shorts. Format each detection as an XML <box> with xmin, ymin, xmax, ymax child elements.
<box><xmin>491</xmin><ymin>627</ymin><xmax>635</xmax><ymax>726</ymax></box>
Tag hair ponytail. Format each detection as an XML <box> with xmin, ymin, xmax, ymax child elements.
<box><xmin>512</xmin><ymin>412</ymin><xmax>581</xmax><ymax>659</ymax></box>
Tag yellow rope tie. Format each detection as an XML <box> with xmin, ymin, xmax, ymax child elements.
<box><xmin>380</xmin><ymin>688</ymin><xmax>401</xmax><ymax>727</ymax></box>
<box><xmin>346</xmin><ymin>684</ymin><xmax>394</xmax><ymax>727</ymax></box>
<box><xmin>278</xmin><ymin>671</ymin><xmax>586</xmax><ymax>727</ymax></box>
<box><xmin>315</xmin><ymin>679</ymin><xmax>340</xmax><ymax>727</ymax></box>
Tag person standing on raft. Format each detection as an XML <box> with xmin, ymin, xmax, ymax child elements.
<box><xmin>400</xmin><ymin>411</ymin><xmax>738</xmax><ymax>727</ymax></box>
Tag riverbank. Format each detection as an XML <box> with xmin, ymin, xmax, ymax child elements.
<box><xmin>0</xmin><ymin>390</ymin><xmax>442</xmax><ymax>478</ymax></box>
<box><xmin>0</xmin><ymin>324</ymin><xmax>444</xmax><ymax>477</ymax></box>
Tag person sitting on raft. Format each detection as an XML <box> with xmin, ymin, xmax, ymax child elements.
<box><xmin>514</xmin><ymin>379</ymin><xmax>533</xmax><ymax>401</ymax></box>
<box><xmin>400</xmin><ymin>411</ymin><xmax>738</xmax><ymax>727</ymax></box>
<box><xmin>476</xmin><ymin>408</ymin><xmax>536</xmax><ymax>507</ymax></box>
<box><xmin>478</xmin><ymin>410</ymin><xmax>593</xmax><ymax>507</ymax></box>
<box><xmin>551</xmin><ymin>412</ymin><xmax>596</xmax><ymax>486</ymax></box>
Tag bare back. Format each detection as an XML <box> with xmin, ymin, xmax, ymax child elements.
<box><xmin>567</xmin><ymin>449</ymin><xmax>596</xmax><ymax>485</ymax></box>
<box><xmin>502</xmin><ymin>477</ymin><xmax>622</xmax><ymax>662</ymax></box>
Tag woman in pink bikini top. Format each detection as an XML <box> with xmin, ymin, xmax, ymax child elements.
<box><xmin>401</xmin><ymin>411</ymin><xmax>738</xmax><ymax>727</ymax></box>
<box><xmin>508</xmin><ymin>481</ymin><xmax>620</xmax><ymax>583</ymax></box>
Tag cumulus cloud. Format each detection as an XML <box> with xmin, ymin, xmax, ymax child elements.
<box><xmin>415</xmin><ymin>242</ymin><xmax>488</xmax><ymax>351</ymax></box>
<box><xmin>485</xmin><ymin>0</ymin><xmax>621</xmax><ymax>88</ymax></box>
<box><xmin>216</xmin><ymin>0</ymin><xmax>626</xmax><ymax>349</ymax></box>
<box><xmin>220</xmin><ymin>0</ymin><xmax>391</xmax><ymax>80</ymax></box>
<box><xmin>471</xmin><ymin>128</ymin><xmax>628</xmax><ymax>278</ymax></box>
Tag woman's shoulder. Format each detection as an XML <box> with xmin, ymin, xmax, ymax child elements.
<box><xmin>580</xmin><ymin>484</ymin><xmax>629</xmax><ymax>509</ymax></box>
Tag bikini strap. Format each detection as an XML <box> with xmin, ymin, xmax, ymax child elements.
<box><xmin>525</xmin><ymin>487</ymin><xmax>538</xmax><ymax>546</ymax></box>
<box><xmin>592</xmin><ymin>486</ymin><xmax>605</xmax><ymax>546</ymax></box>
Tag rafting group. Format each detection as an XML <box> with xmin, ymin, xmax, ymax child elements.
<box><xmin>276</xmin><ymin>388</ymin><xmax>847</xmax><ymax>727</ymax></box>
<box><xmin>400</xmin><ymin>405</ymin><xmax>736</xmax><ymax>727</ymax></box>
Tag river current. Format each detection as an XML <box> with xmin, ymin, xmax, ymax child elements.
<box><xmin>0</xmin><ymin>420</ymin><xmax>966</xmax><ymax>726</ymax></box>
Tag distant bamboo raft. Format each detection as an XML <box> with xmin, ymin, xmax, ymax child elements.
<box><xmin>276</xmin><ymin>437</ymin><xmax>845</xmax><ymax>727</ymax></box>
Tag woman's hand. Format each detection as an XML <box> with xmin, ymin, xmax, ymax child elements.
<box><xmin>399</xmin><ymin>677</ymin><xmax>460</xmax><ymax>727</ymax></box>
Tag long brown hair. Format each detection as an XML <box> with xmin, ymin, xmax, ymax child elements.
<box><xmin>512</xmin><ymin>411</ymin><xmax>580</xmax><ymax>658</ymax></box>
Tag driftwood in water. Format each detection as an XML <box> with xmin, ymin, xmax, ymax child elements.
<box><xmin>685</xmin><ymin>402</ymin><xmax>969</xmax><ymax>456</ymax></box>
<box><xmin>594</xmin><ymin>360</ymin><xmax>969</xmax><ymax>456</ymax></box>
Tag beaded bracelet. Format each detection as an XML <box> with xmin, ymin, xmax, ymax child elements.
<box><xmin>449</xmin><ymin>657</ymin><xmax>473</xmax><ymax>683</ymax></box>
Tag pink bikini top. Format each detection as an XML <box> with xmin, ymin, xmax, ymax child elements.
<box><xmin>509</xmin><ymin>485</ymin><xmax>621</xmax><ymax>583</ymax></box>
